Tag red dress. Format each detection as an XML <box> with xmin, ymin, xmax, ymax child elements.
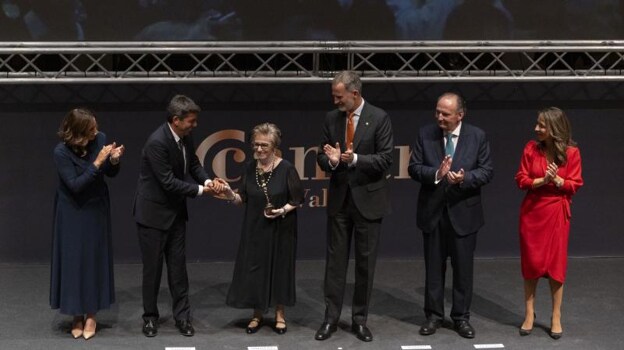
<box><xmin>515</xmin><ymin>141</ymin><xmax>583</xmax><ymax>283</ymax></box>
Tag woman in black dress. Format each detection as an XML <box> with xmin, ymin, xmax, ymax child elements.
<box><xmin>218</xmin><ymin>122</ymin><xmax>303</xmax><ymax>334</ymax></box>
<box><xmin>50</xmin><ymin>108</ymin><xmax>124</xmax><ymax>339</ymax></box>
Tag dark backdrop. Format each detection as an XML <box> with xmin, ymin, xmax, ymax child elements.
<box><xmin>0</xmin><ymin>82</ymin><xmax>622</xmax><ymax>263</ymax></box>
<box><xmin>1</xmin><ymin>1</ymin><xmax>623</xmax><ymax>41</ymax></box>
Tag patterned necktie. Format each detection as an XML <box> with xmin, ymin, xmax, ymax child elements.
<box><xmin>445</xmin><ymin>133</ymin><xmax>455</xmax><ymax>158</ymax></box>
<box><xmin>346</xmin><ymin>112</ymin><xmax>355</xmax><ymax>147</ymax></box>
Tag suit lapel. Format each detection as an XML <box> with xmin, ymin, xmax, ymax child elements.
<box><xmin>336</xmin><ymin>112</ymin><xmax>347</xmax><ymax>151</ymax></box>
<box><xmin>434</xmin><ymin>127</ymin><xmax>445</xmax><ymax>162</ymax></box>
<box><xmin>452</xmin><ymin>123</ymin><xmax>470</xmax><ymax>168</ymax></box>
<box><xmin>352</xmin><ymin>104</ymin><xmax>370</xmax><ymax>150</ymax></box>
<box><xmin>163</xmin><ymin>124</ymin><xmax>185</xmax><ymax>175</ymax></box>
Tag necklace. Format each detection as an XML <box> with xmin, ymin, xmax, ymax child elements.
<box><xmin>255</xmin><ymin>156</ymin><xmax>275</xmax><ymax>204</ymax></box>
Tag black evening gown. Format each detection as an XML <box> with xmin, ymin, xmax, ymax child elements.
<box><xmin>50</xmin><ymin>132</ymin><xmax>119</xmax><ymax>315</ymax></box>
<box><xmin>226</xmin><ymin>159</ymin><xmax>303</xmax><ymax>310</ymax></box>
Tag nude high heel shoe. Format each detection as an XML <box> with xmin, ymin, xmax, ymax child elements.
<box><xmin>83</xmin><ymin>316</ymin><xmax>96</xmax><ymax>340</ymax></box>
<box><xmin>71</xmin><ymin>316</ymin><xmax>84</xmax><ymax>339</ymax></box>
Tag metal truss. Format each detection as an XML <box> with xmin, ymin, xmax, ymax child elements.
<box><xmin>1</xmin><ymin>41</ymin><xmax>624</xmax><ymax>84</ymax></box>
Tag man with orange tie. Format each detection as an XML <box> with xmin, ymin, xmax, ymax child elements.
<box><xmin>315</xmin><ymin>71</ymin><xmax>394</xmax><ymax>342</ymax></box>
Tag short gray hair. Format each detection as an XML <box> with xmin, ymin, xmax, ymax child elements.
<box><xmin>438</xmin><ymin>92</ymin><xmax>466</xmax><ymax>115</ymax></box>
<box><xmin>332</xmin><ymin>70</ymin><xmax>362</xmax><ymax>94</ymax></box>
<box><xmin>251</xmin><ymin>122</ymin><xmax>282</xmax><ymax>147</ymax></box>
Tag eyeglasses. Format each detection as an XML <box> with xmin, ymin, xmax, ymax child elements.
<box><xmin>252</xmin><ymin>142</ymin><xmax>272</xmax><ymax>149</ymax></box>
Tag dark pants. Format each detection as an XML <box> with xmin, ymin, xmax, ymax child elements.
<box><xmin>137</xmin><ymin>216</ymin><xmax>191</xmax><ymax>322</ymax></box>
<box><xmin>423</xmin><ymin>208</ymin><xmax>477</xmax><ymax>322</ymax></box>
<box><xmin>323</xmin><ymin>192</ymin><xmax>381</xmax><ymax>326</ymax></box>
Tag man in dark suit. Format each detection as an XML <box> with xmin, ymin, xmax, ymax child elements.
<box><xmin>408</xmin><ymin>92</ymin><xmax>493</xmax><ymax>339</ymax></box>
<box><xmin>315</xmin><ymin>71</ymin><xmax>393</xmax><ymax>342</ymax></box>
<box><xmin>134</xmin><ymin>95</ymin><xmax>221</xmax><ymax>337</ymax></box>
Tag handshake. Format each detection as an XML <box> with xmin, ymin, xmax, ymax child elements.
<box><xmin>203</xmin><ymin>177</ymin><xmax>237</xmax><ymax>201</ymax></box>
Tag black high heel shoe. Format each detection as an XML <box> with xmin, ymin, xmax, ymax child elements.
<box><xmin>549</xmin><ymin>317</ymin><xmax>563</xmax><ymax>339</ymax></box>
<box><xmin>549</xmin><ymin>330</ymin><xmax>563</xmax><ymax>339</ymax></box>
<box><xmin>519</xmin><ymin>313</ymin><xmax>536</xmax><ymax>336</ymax></box>
<box><xmin>246</xmin><ymin>317</ymin><xmax>262</xmax><ymax>334</ymax></box>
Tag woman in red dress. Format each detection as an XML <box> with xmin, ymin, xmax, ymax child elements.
<box><xmin>515</xmin><ymin>107</ymin><xmax>583</xmax><ymax>339</ymax></box>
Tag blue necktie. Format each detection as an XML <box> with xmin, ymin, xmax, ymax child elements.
<box><xmin>445</xmin><ymin>133</ymin><xmax>455</xmax><ymax>158</ymax></box>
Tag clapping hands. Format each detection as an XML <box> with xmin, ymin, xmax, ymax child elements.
<box><xmin>436</xmin><ymin>155</ymin><xmax>465</xmax><ymax>185</ymax></box>
<box><xmin>110</xmin><ymin>144</ymin><xmax>125</xmax><ymax>164</ymax></box>
<box><xmin>447</xmin><ymin>168</ymin><xmax>465</xmax><ymax>184</ymax></box>
<box><xmin>323</xmin><ymin>142</ymin><xmax>354</xmax><ymax>166</ymax></box>
<box><xmin>94</xmin><ymin>142</ymin><xmax>124</xmax><ymax>168</ymax></box>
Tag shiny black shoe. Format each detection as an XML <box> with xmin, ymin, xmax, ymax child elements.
<box><xmin>175</xmin><ymin>319</ymin><xmax>195</xmax><ymax>337</ymax></box>
<box><xmin>351</xmin><ymin>324</ymin><xmax>373</xmax><ymax>342</ymax></box>
<box><xmin>419</xmin><ymin>319</ymin><xmax>443</xmax><ymax>336</ymax></box>
<box><xmin>454</xmin><ymin>320</ymin><xmax>475</xmax><ymax>339</ymax></box>
<box><xmin>142</xmin><ymin>320</ymin><xmax>158</xmax><ymax>337</ymax></box>
<box><xmin>315</xmin><ymin>322</ymin><xmax>337</xmax><ymax>340</ymax></box>
<box><xmin>246</xmin><ymin>317</ymin><xmax>262</xmax><ymax>334</ymax></box>
<box><xmin>274</xmin><ymin>320</ymin><xmax>287</xmax><ymax>335</ymax></box>
<box><xmin>549</xmin><ymin>330</ymin><xmax>563</xmax><ymax>340</ymax></box>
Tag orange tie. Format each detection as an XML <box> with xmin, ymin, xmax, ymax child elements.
<box><xmin>346</xmin><ymin>112</ymin><xmax>355</xmax><ymax>147</ymax></box>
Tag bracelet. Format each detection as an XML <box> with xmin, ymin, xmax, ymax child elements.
<box><xmin>281</xmin><ymin>207</ymin><xmax>286</xmax><ymax>218</ymax></box>
<box><xmin>227</xmin><ymin>193</ymin><xmax>238</xmax><ymax>203</ymax></box>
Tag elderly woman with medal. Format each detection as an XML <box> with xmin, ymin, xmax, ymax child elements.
<box><xmin>215</xmin><ymin>122</ymin><xmax>304</xmax><ymax>335</ymax></box>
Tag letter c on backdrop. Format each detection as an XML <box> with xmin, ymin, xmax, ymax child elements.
<box><xmin>195</xmin><ymin>129</ymin><xmax>246</xmax><ymax>182</ymax></box>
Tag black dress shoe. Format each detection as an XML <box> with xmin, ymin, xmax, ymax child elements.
<box><xmin>175</xmin><ymin>320</ymin><xmax>195</xmax><ymax>337</ymax></box>
<box><xmin>246</xmin><ymin>317</ymin><xmax>263</xmax><ymax>334</ymax></box>
<box><xmin>454</xmin><ymin>320</ymin><xmax>475</xmax><ymax>339</ymax></box>
<box><xmin>142</xmin><ymin>320</ymin><xmax>158</xmax><ymax>337</ymax></box>
<box><xmin>315</xmin><ymin>322</ymin><xmax>337</xmax><ymax>340</ymax></box>
<box><xmin>351</xmin><ymin>324</ymin><xmax>373</xmax><ymax>342</ymax></box>
<box><xmin>419</xmin><ymin>319</ymin><xmax>443</xmax><ymax>336</ymax></box>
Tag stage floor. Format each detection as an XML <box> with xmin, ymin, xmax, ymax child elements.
<box><xmin>1</xmin><ymin>258</ymin><xmax>623</xmax><ymax>350</ymax></box>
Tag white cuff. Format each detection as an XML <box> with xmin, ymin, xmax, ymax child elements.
<box><xmin>348</xmin><ymin>153</ymin><xmax>358</xmax><ymax>167</ymax></box>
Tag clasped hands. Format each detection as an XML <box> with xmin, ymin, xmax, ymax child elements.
<box><xmin>202</xmin><ymin>177</ymin><xmax>229</xmax><ymax>196</ymax></box>
<box><xmin>323</xmin><ymin>142</ymin><xmax>354</xmax><ymax>166</ymax></box>
<box><xmin>543</xmin><ymin>162</ymin><xmax>563</xmax><ymax>187</ymax></box>
<box><xmin>437</xmin><ymin>155</ymin><xmax>464</xmax><ymax>185</ymax></box>
<box><xmin>94</xmin><ymin>142</ymin><xmax>125</xmax><ymax>168</ymax></box>
<box><xmin>207</xmin><ymin>178</ymin><xmax>285</xmax><ymax>219</ymax></box>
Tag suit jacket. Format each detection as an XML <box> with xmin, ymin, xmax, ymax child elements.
<box><xmin>408</xmin><ymin>122</ymin><xmax>493</xmax><ymax>236</ymax></box>
<box><xmin>317</xmin><ymin>102</ymin><xmax>393</xmax><ymax>220</ymax></box>
<box><xmin>133</xmin><ymin>123</ymin><xmax>209</xmax><ymax>230</ymax></box>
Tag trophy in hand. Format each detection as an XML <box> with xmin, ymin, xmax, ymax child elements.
<box><xmin>259</xmin><ymin>180</ymin><xmax>274</xmax><ymax>215</ymax></box>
